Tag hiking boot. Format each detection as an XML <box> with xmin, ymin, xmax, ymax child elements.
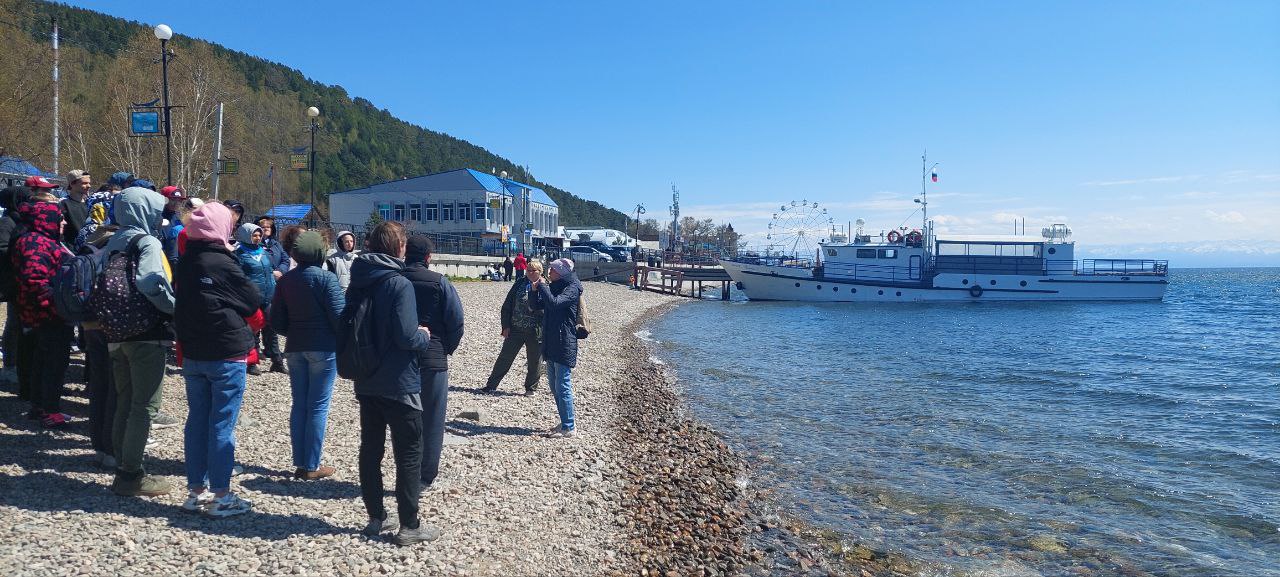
<box><xmin>363</xmin><ymin>512</ymin><xmax>399</xmax><ymax>536</ymax></box>
<box><xmin>95</xmin><ymin>451</ymin><xmax>117</xmax><ymax>470</ymax></box>
<box><xmin>206</xmin><ymin>492</ymin><xmax>253</xmax><ymax>517</ymax></box>
<box><xmin>392</xmin><ymin>523</ymin><xmax>442</xmax><ymax>546</ymax></box>
<box><xmin>479</xmin><ymin>385</ymin><xmax>498</xmax><ymax>394</ymax></box>
<box><xmin>182</xmin><ymin>490</ymin><xmax>215</xmax><ymax>513</ymax></box>
<box><xmin>269</xmin><ymin>359</ymin><xmax>287</xmax><ymax>374</ymax></box>
<box><xmin>111</xmin><ymin>473</ymin><xmax>171</xmax><ymax>497</ymax></box>
<box><xmin>523</xmin><ymin>387</ymin><xmax>535</xmax><ymax>396</ymax></box>
<box><xmin>151</xmin><ymin>412</ymin><xmax>180</xmax><ymax>430</ymax></box>
<box><xmin>246</xmin><ymin>364</ymin><xmax>262</xmax><ymax>376</ymax></box>
<box><xmin>296</xmin><ymin>465</ymin><xmax>336</xmax><ymax>481</ymax></box>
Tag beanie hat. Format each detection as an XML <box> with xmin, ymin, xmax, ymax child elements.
<box><xmin>405</xmin><ymin>235</ymin><xmax>434</xmax><ymax>263</ymax></box>
<box><xmin>107</xmin><ymin>171</ymin><xmax>133</xmax><ymax>188</ymax></box>
<box><xmin>550</xmin><ymin>258</ymin><xmax>574</xmax><ymax>277</ymax></box>
<box><xmin>292</xmin><ymin>230</ymin><xmax>326</xmax><ymax>264</ymax></box>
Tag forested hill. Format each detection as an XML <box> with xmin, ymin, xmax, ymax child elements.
<box><xmin>0</xmin><ymin>0</ymin><xmax>629</xmax><ymax>228</ymax></box>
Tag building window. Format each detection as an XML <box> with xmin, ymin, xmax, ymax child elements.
<box><xmin>425</xmin><ymin>203</ymin><xmax>438</xmax><ymax>222</ymax></box>
<box><xmin>474</xmin><ymin>202</ymin><xmax>487</xmax><ymax>222</ymax></box>
<box><xmin>393</xmin><ymin>203</ymin><xmax>405</xmax><ymax>221</ymax></box>
<box><xmin>460</xmin><ymin>203</ymin><xmax>472</xmax><ymax>222</ymax></box>
<box><xmin>442</xmin><ymin>202</ymin><xmax>453</xmax><ymax>222</ymax></box>
<box><xmin>409</xmin><ymin>203</ymin><xmax>421</xmax><ymax>222</ymax></box>
<box><xmin>378</xmin><ymin>203</ymin><xmax>391</xmax><ymax>221</ymax></box>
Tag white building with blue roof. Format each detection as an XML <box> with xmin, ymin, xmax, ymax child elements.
<box><xmin>327</xmin><ymin>169</ymin><xmax>559</xmax><ymax>241</ymax></box>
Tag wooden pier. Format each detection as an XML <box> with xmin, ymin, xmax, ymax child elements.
<box><xmin>635</xmin><ymin>263</ymin><xmax>733</xmax><ymax>300</ymax></box>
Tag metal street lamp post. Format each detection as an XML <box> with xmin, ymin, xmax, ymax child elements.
<box><xmin>499</xmin><ymin>170</ymin><xmax>509</xmax><ymax>256</ymax></box>
<box><xmin>307</xmin><ymin>106</ymin><xmax>320</xmax><ymax>223</ymax></box>
<box><xmin>154</xmin><ymin>24</ymin><xmax>174</xmax><ymax>185</ymax></box>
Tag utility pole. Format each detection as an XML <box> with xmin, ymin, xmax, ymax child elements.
<box><xmin>210</xmin><ymin>102</ymin><xmax>224</xmax><ymax>199</ymax></box>
<box><xmin>52</xmin><ymin>18</ymin><xmax>59</xmax><ymax>177</ymax></box>
<box><xmin>669</xmin><ymin>185</ymin><xmax>680</xmax><ymax>252</ymax></box>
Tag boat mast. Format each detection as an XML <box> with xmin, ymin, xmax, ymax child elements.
<box><xmin>919</xmin><ymin>151</ymin><xmax>938</xmax><ymax>239</ymax></box>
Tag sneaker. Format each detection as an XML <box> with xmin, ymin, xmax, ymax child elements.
<box><xmin>540</xmin><ymin>425</ymin><xmax>565</xmax><ymax>437</ymax></box>
<box><xmin>145</xmin><ymin>436</ymin><xmax>159</xmax><ymax>449</ymax></box>
<box><xmin>207</xmin><ymin>492</ymin><xmax>253</xmax><ymax>517</ymax></box>
<box><xmin>151</xmin><ymin>412</ymin><xmax>180</xmax><ymax>430</ymax></box>
<box><xmin>111</xmin><ymin>474</ymin><xmax>171</xmax><ymax>497</ymax></box>
<box><xmin>363</xmin><ymin>512</ymin><xmax>400</xmax><ymax>536</ymax></box>
<box><xmin>231</xmin><ymin>464</ymin><xmax>245</xmax><ymax>477</ymax></box>
<box><xmin>523</xmin><ymin>388</ymin><xmax>535</xmax><ymax>396</ymax></box>
<box><xmin>392</xmin><ymin>523</ymin><xmax>442</xmax><ymax>546</ymax></box>
<box><xmin>269</xmin><ymin>359</ymin><xmax>288</xmax><ymax>374</ymax></box>
<box><xmin>41</xmin><ymin>412</ymin><xmax>68</xmax><ymax>429</ymax></box>
<box><xmin>419</xmin><ymin>482</ymin><xmax>434</xmax><ymax>496</ymax></box>
<box><xmin>247</xmin><ymin>364</ymin><xmax>262</xmax><ymax>376</ymax></box>
<box><xmin>479</xmin><ymin>385</ymin><xmax>498</xmax><ymax>394</ymax></box>
<box><xmin>296</xmin><ymin>465</ymin><xmax>336</xmax><ymax>481</ymax></box>
<box><xmin>561</xmin><ymin>428</ymin><xmax>578</xmax><ymax>439</ymax></box>
<box><xmin>182</xmin><ymin>490</ymin><xmax>215</xmax><ymax>513</ymax></box>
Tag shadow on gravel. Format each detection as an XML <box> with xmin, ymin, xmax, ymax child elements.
<box><xmin>447</xmin><ymin>419</ymin><xmax>538</xmax><ymax>437</ymax></box>
<box><xmin>240</xmin><ymin>476</ymin><xmax>362</xmax><ymax>500</ymax></box>
<box><xmin>0</xmin><ymin>471</ymin><xmax>350</xmax><ymax>540</ymax></box>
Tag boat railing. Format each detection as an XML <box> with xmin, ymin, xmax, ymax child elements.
<box><xmin>821</xmin><ymin>261</ymin><xmax>921</xmax><ymax>282</ymax></box>
<box><xmin>1080</xmin><ymin>259</ymin><xmax>1168</xmax><ymax>275</ymax></box>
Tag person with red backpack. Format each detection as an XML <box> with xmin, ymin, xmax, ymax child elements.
<box><xmin>11</xmin><ymin>197</ymin><xmax>74</xmax><ymax>428</ymax></box>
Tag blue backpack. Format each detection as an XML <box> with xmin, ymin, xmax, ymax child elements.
<box><xmin>51</xmin><ymin>244</ymin><xmax>104</xmax><ymax>323</ymax></box>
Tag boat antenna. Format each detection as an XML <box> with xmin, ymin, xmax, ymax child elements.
<box><xmin>918</xmin><ymin>150</ymin><xmax>939</xmax><ymax>237</ymax></box>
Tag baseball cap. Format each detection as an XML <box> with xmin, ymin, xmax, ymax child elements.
<box><xmin>66</xmin><ymin>169</ymin><xmax>89</xmax><ymax>183</ymax></box>
<box><xmin>160</xmin><ymin>185</ymin><xmax>186</xmax><ymax>199</ymax></box>
<box><xmin>24</xmin><ymin>176</ymin><xmax>57</xmax><ymax>189</ymax></box>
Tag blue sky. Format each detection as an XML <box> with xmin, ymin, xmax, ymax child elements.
<box><xmin>70</xmin><ymin>1</ymin><xmax>1280</xmax><ymax>264</ymax></box>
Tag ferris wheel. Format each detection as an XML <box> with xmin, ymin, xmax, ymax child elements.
<box><xmin>766</xmin><ymin>200</ymin><xmax>834</xmax><ymax>257</ymax></box>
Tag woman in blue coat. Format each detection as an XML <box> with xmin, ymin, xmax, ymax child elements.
<box><xmin>235</xmin><ymin>223</ymin><xmax>275</xmax><ymax>375</ymax></box>
<box><xmin>529</xmin><ymin>258</ymin><xmax>582</xmax><ymax>438</ymax></box>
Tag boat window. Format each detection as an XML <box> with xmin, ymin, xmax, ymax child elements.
<box><xmin>878</xmin><ymin>249</ymin><xmax>897</xmax><ymax>259</ymax></box>
<box><xmin>856</xmin><ymin>249</ymin><xmax>876</xmax><ymax>259</ymax></box>
<box><xmin>826</xmin><ymin>249</ymin><xmax>838</xmax><ymax>257</ymax></box>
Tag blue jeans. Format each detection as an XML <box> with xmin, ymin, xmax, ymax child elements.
<box><xmin>546</xmin><ymin>361</ymin><xmax>575</xmax><ymax>431</ymax></box>
<box><xmin>183</xmin><ymin>359</ymin><xmax>247</xmax><ymax>492</ymax></box>
<box><xmin>286</xmin><ymin>351</ymin><xmax>336</xmax><ymax>471</ymax></box>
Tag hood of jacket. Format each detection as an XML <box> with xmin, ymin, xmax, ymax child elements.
<box><xmin>0</xmin><ymin>186</ymin><xmax>29</xmax><ymax>211</ymax></box>
<box><xmin>17</xmin><ymin>201</ymin><xmax>63</xmax><ymax>238</ymax></box>
<box><xmin>335</xmin><ymin>230</ymin><xmax>356</xmax><ymax>256</ymax></box>
<box><xmin>349</xmin><ymin>252</ymin><xmax>404</xmax><ymax>291</ymax></box>
<box><xmin>113</xmin><ymin>186</ymin><xmax>166</xmax><ymax>236</ymax></box>
<box><xmin>184</xmin><ymin>202</ymin><xmax>236</xmax><ymax>250</ymax></box>
<box><xmin>235</xmin><ymin>223</ymin><xmax>261</xmax><ymax>248</ymax></box>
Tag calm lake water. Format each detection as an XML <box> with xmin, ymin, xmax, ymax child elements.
<box><xmin>648</xmin><ymin>268</ymin><xmax>1279</xmax><ymax>577</ymax></box>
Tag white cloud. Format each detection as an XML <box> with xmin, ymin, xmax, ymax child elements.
<box><xmin>1205</xmin><ymin>209</ymin><xmax>1246</xmax><ymax>224</ymax></box>
<box><xmin>1081</xmin><ymin>175</ymin><xmax>1201</xmax><ymax>187</ymax></box>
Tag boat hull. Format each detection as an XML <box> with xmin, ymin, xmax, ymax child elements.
<box><xmin>720</xmin><ymin>260</ymin><xmax>1167</xmax><ymax>302</ymax></box>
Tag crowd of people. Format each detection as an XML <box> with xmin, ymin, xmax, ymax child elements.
<box><xmin>0</xmin><ymin>170</ymin><xmax>588</xmax><ymax>546</ymax></box>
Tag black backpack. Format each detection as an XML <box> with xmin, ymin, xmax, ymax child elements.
<box><xmin>51</xmin><ymin>243</ymin><xmax>104</xmax><ymax>323</ymax></box>
<box><xmin>336</xmin><ymin>289</ymin><xmax>379</xmax><ymax>381</ymax></box>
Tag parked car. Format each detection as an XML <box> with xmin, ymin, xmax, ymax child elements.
<box><xmin>565</xmin><ymin>246</ymin><xmax>613</xmax><ymax>263</ymax></box>
<box><xmin>571</xmin><ymin>241</ymin><xmax>629</xmax><ymax>262</ymax></box>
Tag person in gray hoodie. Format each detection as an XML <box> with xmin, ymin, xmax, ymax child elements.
<box><xmin>100</xmin><ymin>186</ymin><xmax>177</xmax><ymax>498</ymax></box>
<box><xmin>325</xmin><ymin>230</ymin><xmax>357</xmax><ymax>291</ymax></box>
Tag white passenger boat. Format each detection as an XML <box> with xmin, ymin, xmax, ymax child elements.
<box><xmin>720</xmin><ymin>159</ymin><xmax>1169</xmax><ymax>302</ymax></box>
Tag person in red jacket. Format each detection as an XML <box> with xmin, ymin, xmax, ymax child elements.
<box><xmin>11</xmin><ymin>200</ymin><xmax>74</xmax><ymax>428</ymax></box>
<box><xmin>512</xmin><ymin>252</ymin><xmax>527</xmax><ymax>280</ymax></box>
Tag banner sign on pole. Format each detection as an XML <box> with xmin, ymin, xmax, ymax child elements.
<box><xmin>128</xmin><ymin>108</ymin><xmax>162</xmax><ymax>136</ymax></box>
<box><xmin>489</xmin><ymin>198</ymin><xmax>501</xmax><ymax>209</ymax></box>
<box><xmin>290</xmin><ymin>147</ymin><xmax>309</xmax><ymax>171</ymax></box>
<box><xmin>217</xmin><ymin>158</ymin><xmax>239</xmax><ymax>175</ymax></box>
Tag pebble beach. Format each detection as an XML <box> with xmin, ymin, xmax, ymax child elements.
<box><xmin>0</xmin><ymin>281</ymin><xmax>865</xmax><ymax>577</ymax></box>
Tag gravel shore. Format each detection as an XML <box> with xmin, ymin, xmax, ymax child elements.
<box><xmin>0</xmin><ymin>281</ymin><xmax>879</xmax><ymax>576</ymax></box>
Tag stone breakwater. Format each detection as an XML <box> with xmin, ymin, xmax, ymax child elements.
<box><xmin>0</xmin><ymin>282</ymin><xmax>883</xmax><ymax>576</ymax></box>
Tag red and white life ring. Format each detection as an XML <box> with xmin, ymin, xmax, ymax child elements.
<box><xmin>887</xmin><ymin>230</ymin><xmax>903</xmax><ymax>243</ymax></box>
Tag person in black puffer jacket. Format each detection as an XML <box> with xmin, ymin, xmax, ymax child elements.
<box><xmin>0</xmin><ymin>185</ymin><xmax>31</xmax><ymax>381</ymax></box>
<box><xmin>174</xmin><ymin>201</ymin><xmax>262</xmax><ymax>516</ymax></box>
<box><xmin>401</xmin><ymin>235</ymin><xmax>464</xmax><ymax>490</ymax></box>
<box><xmin>346</xmin><ymin>221</ymin><xmax>437</xmax><ymax>547</ymax></box>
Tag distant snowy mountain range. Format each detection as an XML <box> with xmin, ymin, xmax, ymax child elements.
<box><xmin>1079</xmin><ymin>240</ymin><xmax>1280</xmax><ymax>268</ymax></box>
